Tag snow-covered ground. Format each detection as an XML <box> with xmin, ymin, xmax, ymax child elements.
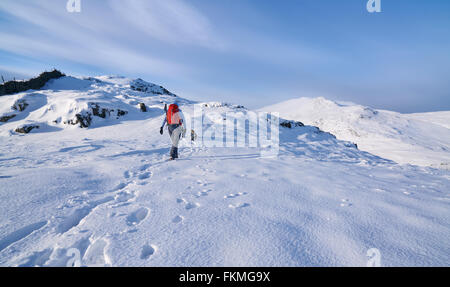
<box><xmin>261</xmin><ymin>97</ymin><xmax>450</xmax><ymax>169</ymax></box>
<box><xmin>0</xmin><ymin>77</ymin><xmax>449</xmax><ymax>266</ymax></box>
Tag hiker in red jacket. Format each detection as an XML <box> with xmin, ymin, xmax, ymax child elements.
<box><xmin>160</xmin><ymin>102</ymin><xmax>186</xmax><ymax>160</ymax></box>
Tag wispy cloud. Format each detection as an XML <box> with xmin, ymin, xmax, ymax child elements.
<box><xmin>0</xmin><ymin>0</ymin><xmax>226</xmax><ymax>77</ymax></box>
<box><xmin>1</xmin><ymin>0</ymin><xmax>448</xmax><ymax>112</ymax></box>
<box><xmin>109</xmin><ymin>0</ymin><xmax>226</xmax><ymax>49</ymax></box>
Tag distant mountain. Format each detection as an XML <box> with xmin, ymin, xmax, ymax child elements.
<box><xmin>261</xmin><ymin>97</ymin><xmax>450</xmax><ymax>169</ymax></box>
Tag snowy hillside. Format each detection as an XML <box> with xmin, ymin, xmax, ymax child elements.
<box><xmin>0</xmin><ymin>77</ymin><xmax>449</xmax><ymax>266</ymax></box>
<box><xmin>407</xmin><ymin>111</ymin><xmax>450</xmax><ymax>130</ymax></box>
<box><xmin>0</xmin><ymin>75</ymin><xmax>186</xmax><ymax>135</ymax></box>
<box><xmin>261</xmin><ymin>97</ymin><xmax>450</xmax><ymax>169</ymax></box>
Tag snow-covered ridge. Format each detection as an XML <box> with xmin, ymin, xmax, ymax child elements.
<box><xmin>0</xmin><ymin>76</ymin><xmax>442</xmax><ymax>169</ymax></box>
<box><xmin>130</xmin><ymin>78</ymin><xmax>176</xmax><ymax>97</ymax></box>
<box><xmin>0</xmin><ymin>75</ymin><xmax>181</xmax><ymax>135</ymax></box>
<box><xmin>261</xmin><ymin>97</ymin><xmax>450</xmax><ymax>169</ymax></box>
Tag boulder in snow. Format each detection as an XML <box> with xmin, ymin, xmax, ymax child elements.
<box><xmin>280</xmin><ymin>120</ymin><xmax>304</xmax><ymax>129</ymax></box>
<box><xmin>65</xmin><ymin>103</ymin><xmax>129</xmax><ymax>128</ymax></box>
<box><xmin>67</xmin><ymin>113</ymin><xmax>92</xmax><ymax>128</ymax></box>
<box><xmin>15</xmin><ymin>124</ymin><xmax>39</xmax><ymax>134</ymax></box>
<box><xmin>0</xmin><ymin>114</ymin><xmax>16</xmax><ymax>123</ymax></box>
<box><xmin>139</xmin><ymin>103</ymin><xmax>147</xmax><ymax>112</ymax></box>
<box><xmin>12</xmin><ymin>99</ymin><xmax>29</xmax><ymax>112</ymax></box>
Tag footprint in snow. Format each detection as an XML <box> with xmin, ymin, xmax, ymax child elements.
<box><xmin>139</xmin><ymin>164</ymin><xmax>151</xmax><ymax>171</ymax></box>
<box><xmin>138</xmin><ymin>172</ymin><xmax>152</xmax><ymax>180</ymax></box>
<box><xmin>140</xmin><ymin>244</ymin><xmax>156</xmax><ymax>260</ymax></box>
<box><xmin>224</xmin><ymin>192</ymin><xmax>247</xmax><ymax>199</ymax></box>
<box><xmin>185</xmin><ymin>202</ymin><xmax>200</xmax><ymax>210</ymax></box>
<box><xmin>228</xmin><ymin>203</ymin><xmax>250</xmax><ymax>209</ymax></box>
<box><xmin>114</xmin><ymin>190</ymin><xmax>135</xmax><ymax>203</ymax></box>
<box><xmin>176</xmin><ymin>198</ymin><xmax>186</xmax><ymax>204</ymax></box>
<box><xmin>172</xmin><ymin>215</ymin><xmax>184</xmax><ymax>223</ymax></box>
<box><xmin>124</xmin><ymin>170</ymin><xmax>132</xmax><ymax>179</ymax></box>
<box><xmin>340</xmin><ymin>199</ymin><xmax>352</xmax><ymax>207</ymax></box>
<box><xmin>196</xmin><ymin>191</ymin><xmax>209</xmax><ymax>197</ymax></box>
<box><xmin>196</xmin><ymin>180</ymin><xmax>208</xmax><ymax>187</ymax></box>
<box><xmin>83</xmin><ymin>239</ymin><xmax>110</xmax><ymax>267</ymax></box>
<box><xmin>115</xmin><ymin>182</ymin><xmax>128</xmax><ymax>191</ymax></box>
<box><xmin>126</xmin><ymin>207</ymin><xmax>149</xmax><ymax>226</ymax></box>
<box><xmin>137</xmin><ymin>182</ymin><xmax>147</xmax><ymax>187</ymax></box>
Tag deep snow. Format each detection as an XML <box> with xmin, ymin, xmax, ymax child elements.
<box><xmin>0</xmin><ymin>77</ymin><xmax>449</xmax><ymax>266</ymax></box>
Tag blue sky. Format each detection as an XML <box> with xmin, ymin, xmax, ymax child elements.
<box><xmin>0</xmin><ymin>0</ymin><xmax>449</xmax><ymax>112</ymax></box>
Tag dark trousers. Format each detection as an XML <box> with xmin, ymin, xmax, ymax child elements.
<box><xmin>168</xmin><ymin>124</ymin><xmax>181</xmax><ymax>159</ymax></box>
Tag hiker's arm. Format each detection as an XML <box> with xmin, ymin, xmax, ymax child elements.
<box><xmin>160</xmin><ymin>117</ymin><xmax>166</xmax><ymax>135</ymax></box>
<box><xmin>179</xmin><ymin>111</ymin><xmax>186</xmax><ymax>126</ymax></box>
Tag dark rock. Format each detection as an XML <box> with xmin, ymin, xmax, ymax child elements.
<box><xmin>12</xmin><ymin>99</ymin><xmax>29</xmax><ymax>112</ymax></box>
<box><xmin>65</xmin><ymin>103</ymin><xmax>128</xmax><ymax>128</ymax></box>
<box><xmin>68</xmin><ymin>113</ymin><xmax>92</xmax><ymax>128</ymax></box>
<box><xmin>314</xmin><ymin>127</ymin><xmax>325</xmax><ymax>134</ymax></box>
<box><xmin>280</xmin><ymin>120</ymin><xmax>304</xmax><ymax>129</ymax></box>
<box><xmin>280</xmin><ymin>122</ymin><xmax>291</xmax><ymax>128</ymax></box>
<box><xmin>139</xmin><ymin>103</ymin><xmax>147</xmax><ymax>112</ymax></box>
<box><xmin>15</xmin><ymin>125</ymin><xmax>39</xmax><ymax>134</ymax></box>
<box><xmin>0</xmin><ymin>114</ymin><xmax>16</xmax><ymax>123</ymax></box>
<box><xmin>0</xmin><ymin>70</ymin><xmax>65</xmax><ymax>96</ymax></box>
<box><xmin>343</xmin><ymin>142</ymin><xmax>358</xmax><ymax>149</ymax></box>
<box><xmin>117</xmin><ymin>109</ymin><xmax>128</xmax><ymax>117</ymax></box>
<box><xmin>90</xmin><ymin>103</ymin><xmax>109</xmax><ymax>118</ymax></box>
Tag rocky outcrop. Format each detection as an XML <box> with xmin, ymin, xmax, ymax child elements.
<box><xmin>68</xmin><ymin>113</ymin><xmax>92</xmax><ymax>128</ymax></box>
<box><xmin>130</xmin><ymin>78</ymin><xmax>176</xmax><ymax>96</ymax></box>
<box><xmin>117</xmin><ymin>109</ymin><xmax>128</xmax><ymax>117</ymax></box>
<box><xmin>12</xmin><ymin>99</ymin><xmax>29</xmax><ymax>112</ymax></box>
<box><xmin>0</xmin><ymin>114</ymin><xmax>16</xmax><ymax>123</ymax></box>
<box><xmin>280</xmin><ymin>120</ymin><xmax>304</xmax><ymax>129</ymax></box>
<box><xmin>359</xmin><ymin>107</ymin><xmax>379</xmax><ymax>119</ymax></box>
<box><xmin>91</xmin><ymin>103</ymin><xmax>109</xmax><ymax>118</ymax></box>
<box><xmin>15</xmin><ymin>125</ymin><xmax>39</xmax><ymax>134</ymax></box>
<box><xmin>65</xmin><ymin>102</ymin><xmax>128</xmax><ymax>128</ymax></box>
<box><xmin>0</xmin><ymin>70</ymin><xmax>65</xmax><ymax>96</ymax></box>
